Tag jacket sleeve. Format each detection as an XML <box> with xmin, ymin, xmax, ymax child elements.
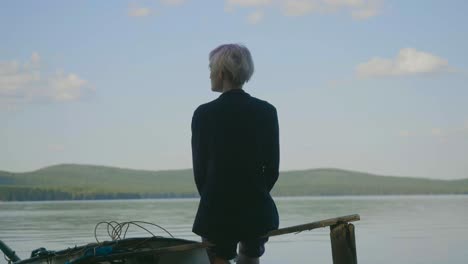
<box><xmin>265</xmin><ymin>107</ymin><xmax>280</xmax><ymax>192</ymax></box>
<box><xmin>191</xmin><ymin>108</ymin><xmax>206</xmax><ymax>195</ymax></box>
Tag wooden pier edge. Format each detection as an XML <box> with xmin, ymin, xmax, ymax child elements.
<box><xmin>263</xmin><ymin>214</ymin><xmax>360</xmax><ymax>238</ymax></box>
<box><xmin>262</xmin><ymin>214</ymin><xmax>360</xmax><ymax>264</ymax></box>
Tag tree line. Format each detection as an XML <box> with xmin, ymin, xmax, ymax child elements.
<box><xmin>0</xmin><ymin>186</ymin><xmax>198</xmax><ymax>201</ymax></box>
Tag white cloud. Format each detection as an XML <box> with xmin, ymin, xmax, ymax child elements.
<box><xmin>0</xmin><ymin>52</ymin><xmax>90</xmax><ymax>106</ymax></box>
<box><xmin>128</xmin><ymin>7</ymin><xmax>152</xmax><ymax>17</ymax></box>
<box><xmin>324</xmin><ymin>0</ymin><xmax>362</xmax><ymax>6</ymax></box>
<box><xmin>431</xmin><ymin>128</ymin><xmax>442</xmax><ymax>136</ymax></box>
<box><xmin>352</xmin><ymin>8</ymin><xmax>378</xmax><ymax>19</ymax></box>
<box><xmin>225</xmin><ymin>0</ymin><xmax>382</xmax><ymax>19</ymax></box>
<box><xmin>398</xmin><ymin>130</ymin><xmax>412</xmax><ymax>137</ymax></box>
<box><xmin>50</xmin><ymin>72</ymin><xmax>88</xmax><ymax>101</ymax></box>
<box><xmin>227</xmin><ymin>0</ymin><xmax>272</xmax><ymax>8</ymax></box>
<box><xmin>31</xmin><ymin>52</ymin><xmax>40</xmax><ymax>65</ymax></box>
<box><xmin>356</xmin><ymin>48</ymin><xmax>450</xmax><ymax>78</ymax></box>
<box><xmin>247</xmin><ymin>10</ymin><xmax>265</xmax><ymax>24</ymax></box>
<box><xmin>161</xmin><ymin>0</ymin><xmax>186</xmax><ymax>6</ymax></box>
<box><xmin>282</xmin><ymin>0</ymin><xmax>317</xmax><ymax>16</ymax></box>
<box><xmin>0</xmin><ymin>61</ymin><xmax>40</xmax><ymax>95</ymax></box>
<box><xmin>351</xmin><ymin>2</ymin><xmax>380</xmax><ymax>19</ymax></box>
<box><xmin>128</xmin><ymin>1</ymin><xmax>186</xmax><ymax>17</ymax></box>
<box><xmin>321</xmin><ymin>0</ymin><xmax>382</xmax><ymax>19</ymax></box>
<box><xmin>0</xmin><ymin>61</ymin><xmax>19</xmax><ymax>75</ymax></box>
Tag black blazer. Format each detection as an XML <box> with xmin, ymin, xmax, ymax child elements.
<box><xmin>191</xmin><ymin>89</ymin><xmax>280</xmax><ymax>240</ymax></box>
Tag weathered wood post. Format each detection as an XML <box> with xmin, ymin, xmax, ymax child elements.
<box><xmin>330</xmin><ymin>223</ymin><xmax>357</xmax><ymax>264</ymax></box>
<box><xmin>264</xmin><ymin>214</ymin><xmax>360</xmax><ymax>263</ymax></box>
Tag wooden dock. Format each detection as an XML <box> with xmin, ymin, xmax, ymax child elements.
<box><xmin>264</xmin><ymin>214</ymin><xmax>360</xmax><ymax>264</ymax></box>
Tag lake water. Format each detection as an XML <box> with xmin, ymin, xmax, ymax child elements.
<box><xmin>1</xmin><ymin>196</ymin><xmax>467</xmax><ymax>264</ymax></box>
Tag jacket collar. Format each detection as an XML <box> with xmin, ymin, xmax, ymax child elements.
<box><xmin>219</xmin><ymin>89</ymin><xmax>249</xmax><ymax>98</ymax></box>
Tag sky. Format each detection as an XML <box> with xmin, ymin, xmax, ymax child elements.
<box><xmin>1</xmin><ymin>0</ymin><xmax>467</xmax><ymax>179</ymax></box>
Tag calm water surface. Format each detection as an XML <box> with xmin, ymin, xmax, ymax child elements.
<box><xmin>1</xmin><ymin>196</ymin><xmax>467</xmax><ymax>264</ymax></box>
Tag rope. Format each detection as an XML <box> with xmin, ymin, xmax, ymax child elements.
<box><xmin>94</xmin><ymin>221</ymin><xmax>174</xmax><ymax>244</ymax></box>
<box><xmin>1</xmin><ymin>221</ymin><xmax>175</xmax><ymax>263</ymax></box>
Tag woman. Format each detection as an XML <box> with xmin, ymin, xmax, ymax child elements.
<box><xmin>191</xmin><ymin>44</ymin><xmax>280</xmax><ymax>264</ymax></box>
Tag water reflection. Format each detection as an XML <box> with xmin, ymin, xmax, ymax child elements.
<box><xmin>1</xmin><ymin>196</ymin><xmax>467</xmax><ymax>264</ymax></box>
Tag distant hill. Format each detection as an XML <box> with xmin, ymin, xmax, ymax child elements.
<box><xmin>0</xmin><ymin>164</ymin><xmax>467</xmax><ymax>201</ymax></box>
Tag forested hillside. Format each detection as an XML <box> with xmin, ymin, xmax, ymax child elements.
<box><xmin>1</xmin><ymin>164</ymin><xmax>467</xmax><ymax>201</ymax></box>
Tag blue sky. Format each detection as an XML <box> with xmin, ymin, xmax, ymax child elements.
<box><xmin>1</xmin><ymin>0</ymin><xmax>467</xmax><ymax>179</ymax></box>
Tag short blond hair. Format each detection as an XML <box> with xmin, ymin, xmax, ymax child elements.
<box><xmin>209</xmin><ymin>44</ymin><xmax>254</xmax><ymax>86</ymax></box>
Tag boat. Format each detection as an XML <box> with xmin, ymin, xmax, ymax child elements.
<box><xmin>1</xmin><ymin>237</ymin><xmax>210</xmax><ymax>264</ymax></box>
<box><xmin>1</xmin><ymin>215</ymin><xmax>360</xmax><ymax>264</ymax></box>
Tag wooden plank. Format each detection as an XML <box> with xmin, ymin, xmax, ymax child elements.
<box><xmin>263</xmin><ymin>214</ymin><xmax>360</xmax><ymax>238</ymax></box>
<box><xmin>330</xmin><ymin>223</ymin><xmax>357</xmax><ymax>264</ymax></box>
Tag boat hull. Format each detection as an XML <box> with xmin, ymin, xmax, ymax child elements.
<box><xmin>14</xmin><ymin>237</ymin><xmax>210</xmax><ymax>264</ymax></box>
